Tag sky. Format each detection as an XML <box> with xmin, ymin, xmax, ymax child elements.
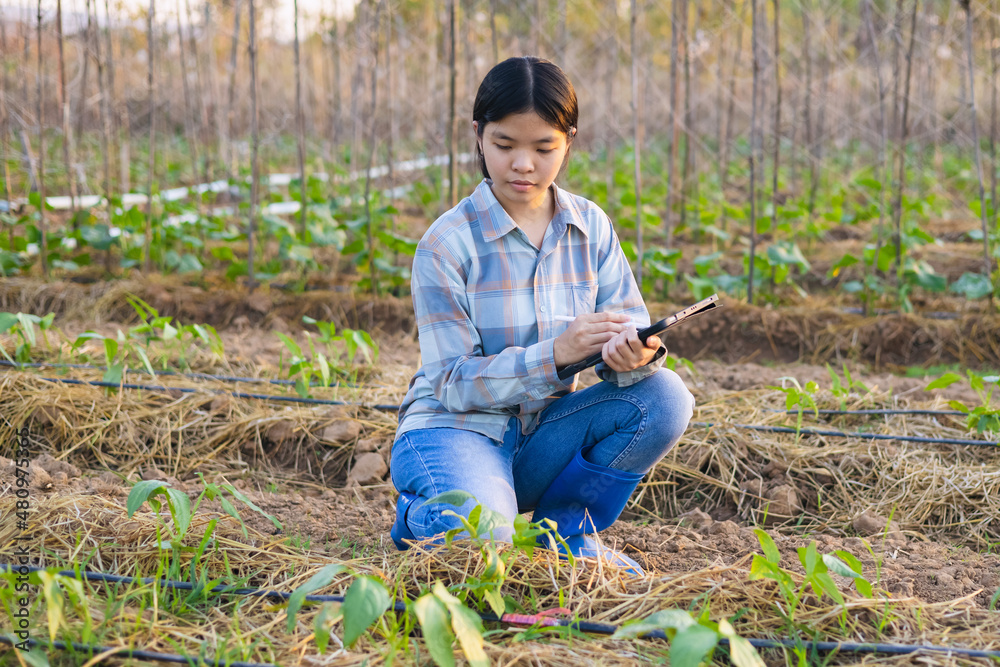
<box><xmin>1</xmin><ymin>0</ymin><xmax>359</xmax><ymax>42</ymax></box>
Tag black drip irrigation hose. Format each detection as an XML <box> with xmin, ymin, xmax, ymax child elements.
<box><xmin>3</xmin><ymin>565</ymin><xmax>999</xmax><ymax>662</ymax></box>
<box><xmin>0</xmin><ymin>358</ymin><xmax>368</xmax><ymax>389</ymax></box>
<box><xmin>12</xmin><ymin>374</ymin><xmax>403</xmax><ymax>412</ymax></box>
<box><xmin>691</xmin><ymin>421</ymin><xmax>999</xmax><ymax>447</ymax></box>
<box><xmin>774</xmin><ymin>408</ymin><xmax>967</xmax><ymax>417</ymax></box>
<box><xmin>0</xmin><ymin>635</ymin><xmax>277</xmax><ymax>667</ymax></box>
<box><xmin>6</xmin><ymin>369</ymin><xmax>997</xmax><ymax>447</ymax></box>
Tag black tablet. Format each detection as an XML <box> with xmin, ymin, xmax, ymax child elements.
<box><xmin>555</xmin><ymin>294</ymin><xmax>722</xmax><ymax>381</ymax></box>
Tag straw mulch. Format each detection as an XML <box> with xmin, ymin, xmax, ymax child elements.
<box><xmin>2</xmin><ymin>486</ymin><xmax>999</xmax><ymax>666</ymax></box>
<box><xmin>3</xmin><ymin>364</ymin><xmax>997</xmax><ymax>549</ymax></box>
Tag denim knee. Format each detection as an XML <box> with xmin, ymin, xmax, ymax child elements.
<box><xmin>408</xmin><ymin>496</ymin><xmax>515</xmax><ymax>543</ymax></box>
<box><xmin>608</xmin><ymin>368</ymin><xmax>695</xmax><ymax>472</ymax></box>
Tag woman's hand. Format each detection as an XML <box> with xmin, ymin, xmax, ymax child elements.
<box><xmin>553</xmin><ymin>312</ymin><xmax>631</xmax><ymax>368</ymax></box>
<box><xmin>601</xmin><ymin>326</ymin><xmax>663</xmax><ymax>373</ymax></box>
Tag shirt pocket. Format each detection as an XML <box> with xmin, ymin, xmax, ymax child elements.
<box><xmin>572</xmin><ymin>281</ymin><xmax>599</xmax><ymax>316</ymax></box>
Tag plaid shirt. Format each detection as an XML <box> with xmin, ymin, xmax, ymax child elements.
<box><xmin>397</xmin><ymin>179</ymin><xmax>666</xmax><ymax>442</ymax></box>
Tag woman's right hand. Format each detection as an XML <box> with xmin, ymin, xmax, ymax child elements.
<box><xmin>553</xmin><ymin>312</ymin><xmax>631</xmax><ymax>368</ymax></box>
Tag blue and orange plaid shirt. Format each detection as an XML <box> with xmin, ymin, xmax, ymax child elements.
<box><xmin>397</xmin><ymin>179</ymin><xmax>666</xmax><ymax>442</ymax></box>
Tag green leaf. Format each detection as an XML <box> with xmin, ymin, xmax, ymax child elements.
<box><xmin>221</xmin><ymin>483</ymin><xmax>283</xmax><ymax>531</ymax></box>
<box><xmin>831</xmin><ymin>550</ymin><xmax>864</xmax><ymax>576</ymax></box>
<box><xmin>718</xmin><ymin>619</ymin><xmax>766</xmax><ymax>667</ymax></box>
<box><xmin>753</xmin><ymin>528</ymin><xmax>780</xmax><ymax>564</ymax></box>
<box><xmin>342</xmin><ymin>576</ymin><xmax>391</xmax><ymax>647</ymax></box>
<box><xmin>126</xmin><ymin>480</ymin><xmax>170</xmax><ymax>517</ymax></box>
<box><xmin>822</xmin><ymin>553</ymin><xmax>859</xmax><ymax>579</ymax></box>
<box><xmin>670</xmin><ymin>624</ymin><xmax>719</xmax><ymax>667</ymax></box>
<box><xmin>813</xmin><ymin>571</ymin><xmax>845</xmax><ymax>604</ymax></box>
<box><xmin>414</xmin><ymin>593</ymin><xmax>456</xmax><ymax>667</ymax></box>
<box><xmin>855</xmin><ymin>578</ymin><xmax>874</xmax><ymax>598</ymax></box>
<box><xmin>313</xmin><ymin>603</ymin><xmax>341</xmax><ymax>654</ymax></box>
<box><xmin>483</xmin><ymin>588</ymin><xmax>505</xmax><ymax>618</ymax></box>
<box><xmin>924</xmin><ymin>372</ymin><xmax>962</xmax><ymax>391</ymax></box>
<box><xmin>286</xmin><ymin>564</ymin><xmax>348</xmax><ymax>632</ymax></box>
<box><xmin>0</xmin><ymin>312</ymin><xmax>18</xmax><ymax>334</ymax></box>
<box><xmin>425</xmin><ymin>490</ymin><xmax>477</xmax><ymax>508</ymax></box>
<box><xmin>164</xmin><ymin>487</ymin><xmax>193</xmax><ymax>538</ymax></box>
<box><xmin>612</xmin><ymin>609</ymin><xmax>696</xmax><ymax>639</ymax></box>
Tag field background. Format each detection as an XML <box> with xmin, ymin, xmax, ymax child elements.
<box><xmin>2</xmin><ymin>0</ymin><xmax>1000</xmax><ymax>665</ymax></box>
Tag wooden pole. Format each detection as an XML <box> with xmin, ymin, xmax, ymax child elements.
<box><xmin>294</xmin><ymin>0</ymin><xmax>307</xmax><ymax>236</ymax></box>
<box><xmin>447</xmin><ymin>0</ymin><xmax>457</xmax><ymax>207</ymax></box>
<box><xmin>56</xmin><ymin>0</ymin><xmax>77</xmax><ymax>212</ymax></box>
<box><xmin>666</xmin><ymin>0</ymin><xmax>679</xmax><ymax>244</ymax></box>
<box><xmin>863</xmin><ymin>0</ymin><xmax>889</xmax><ymax>316</ymax></box>
<box><xmin>748</xmin><ymin>0</ymin><xmax>761</xmax><ymax>305</ymax></box>
<box><xmin>144</xmin><ymin>0</ymin><xmax>157</xmax><ymax>272</ymax></box>
<box><xmin>364</xmin><ymin>0</ymin><xmax>385</xmax><ymax>294</ymax></box>
<box><xmin>36</xmin><ymin>0</ymin><xmax>47</xmax><ymax>278</ymax></box>
<box><xmin>960</xmin><ymin>0</ymin><xmax>993</xmax><ymax>301</ymax></box>
<box><xmin>175</xmin><ymin>0</ymin><xmax>200</xmax><ymax>189</ymax></box>
<box><xmin>248</xmin><ymin>0</ymin><xmax>258</xmax><ymax>292</ymax></box>
<box><xmin>770</xmin><ymin>0</ymin><xmax>781</xmax><ymax>231</ymax></box>
<box><xmin>891</xmin><ymin>0</ymin><xmax>918</xmax><ymax>295</ymax></box>
<box><xmin>630</xmin><ymin>0</ymin><xmax>642</xmax><ymax>287</ymax></box>
<box><xmin>225</xmin><ymin>0</ymin><xmax>242</xmax><ymax>179</ymax></box>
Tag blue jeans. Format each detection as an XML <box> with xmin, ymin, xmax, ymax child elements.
<box><xmin>389</xmin><ymin>368</ymin><xmax>694</xmax><ymax>542</ymax></box>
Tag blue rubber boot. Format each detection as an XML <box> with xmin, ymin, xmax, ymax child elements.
<box><xmin>531</xmin><ymin>449</ymin><xmax>646</xmax><ymax>575</ymax></box>
<box><xmin>391</xmin><ymin>491</ymin><xmax>419</xmax><ymax>551</ymax></box>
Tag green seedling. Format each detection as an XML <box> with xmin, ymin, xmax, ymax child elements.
<box><xmin>277</xmin><ymin>318</ymin><xmax>379</xmax><ymax>397</ymax></box>
<box><xmin>0</xmin><ymin>312</ymin><xmax>56</xmax><ymax>364</ymax></box>
<box><xmin>827</xmin><ymin>363</ymin><xmax>871</xmax><ymax>410</ymax></box>
<box><xmin>925</xmin><ymin>370</ymin><xmax>1000</xmax><ymax>437</ymax></box>
<box><xmin>749</xmin><ymin>529</ymin><xmax>872</xmax><ymax>630</ymax></box>
<box><xmin>414</xmin><ymin>581</ymin><xmax>490</xmax><ymax>667</ymax></box>
<box><xmin>613</xmin><ymin>608</ymin><xmax>765</xmax><ymax>667</ymax></box>
<box><xmin>769</xmin><ymin>377</ymin><xmax>819</xmax><ymax>435</ymax></box>
<box><xmin>71</xmin><ymin>329</ymin><xmax>154</xmax><ymax>384</ymax></box>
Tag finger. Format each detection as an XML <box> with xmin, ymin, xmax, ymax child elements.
<box><xmin>645</xmin><ymin>334</ymin><xmax>662</xmax><ymax>350</ymax></box>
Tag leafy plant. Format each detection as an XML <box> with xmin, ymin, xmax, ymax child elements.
<box><xmin>769</xmin><ymin>377</ymin><xmax>819</xmax><ymax>435</ymax></box>
<box><xmin>827</xmin><ymin>363</ymin><xmax>871</xmax><ymax>411</ymax></box>
<box><xmin>613</xmin><ymin>608</ymin><xmax>765</xmax><ymax>667</ymax></box>
<box><xmin>925</xmin><ymin>370</ymin><xmax>1000</xmax><ymax>436</ymax></box>
<box><xmin>0</xmin><ymin>312</ymin><xmax>56</xmax><ymax>363</ymax></box>
<box><xmin>277</xmin><ymin>318</ymin><xmax>379</xmax><ymax>397</ymax></box>
<box><xmin>749</xmin><ymin>529</ymin><xmax>872</xmax><ymax>629</ymax></box>
<box><xmin>413</xmin><ymin>581</ymin><xmax>490</xmax><ymax>667</ymax></box>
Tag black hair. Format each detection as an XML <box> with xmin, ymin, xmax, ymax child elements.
<box><xmin>472</xmin><ymin>56</ymin><xmax>579</xmax><ymax>180</ymax></box>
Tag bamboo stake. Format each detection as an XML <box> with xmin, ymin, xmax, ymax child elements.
<box><xmin>18</xmin><ymin>2</ymin><xmax>39</xmax><ymax>194</ymax></box>
<box><xmin>809</xmin><ymin>6</ymin><xmax>828</xmax><ymax>218</ymax></box>
<box><xmin>184</xmin><ymin>0</ymin><xmax>210</xmax><ymax>183</ymax></box>
<box><xmin>666</xmin><ymin>0</ymin><xmax>679</xmax><ymax>245</ymax></box>
<box><xmin>247</xmin><ymin>0</ymin><xmax>258</xmax><ymax>293</ymax></box>
<box><xmin>204</xmin><ymin>2</ymin><xmax>223</xmax><ymax>183</ymax></box>
<box><xmin>748</xmin><ymin>0</ymin><xmax>761</xmax><ymax>305</ymax></box>
<box><xmin>714</xmin><ymin>0</ymin><xmax>728</xmax><ymax>173</ymax></box>
<box><xmin>605</xmin><ymin>0</ymin><xmax>617</xmax><ymax>219</ymax></box>
<box><xmin>0</xmin><ymin>5</ymin><xmax>11</xmax><ymax>217</ymax></box>
<box><xmin>990</xmin><ymin>11</ymin><xmax>997</xmax><ymax>235</ymax></box>
<box><xmin>104</xmin><ymin>0</ymin><xmax>127</xmax><ymax>193</ymax></box>
<box><xmin>960</xmin><ymin>0</ymin><xmax>993</xmax><ymax>303</ymax></box>
<box><xmin>175</xmin><ymin>0</ymin><xmax>200</xmax><ymax>190</ymax></box>
<box><xmin>294</xmin><ymin>0</ymin><xmax>307</xmax><ymax>236</ymax></box>
<box><xmin>680</xmin><ymin>0</ymin><xmax>693</xmax><ymax>236</ymax></box>
<box><xmin>56</xmin><ymin>0</ymin><xmax>77</xmax><ymax>212</ymax></box>
<box><xmin>144</xmin><ymin>0</ymin><xmax>156</xmax><ymax>273</ymax></box>
<box><xmin>225</xmin><ymin>0</ymin><xmax>242</xmax><ymax>180</ymax></box>
<box><xmin>801</xmin><ymin>0</ymin><xmax>813</xmax><ymax>216</ymax></box>
<box><xmin>863</xmin><ymin>0</ymin><xmax>889</xmax><ymax>318</ymax></box>
<box><xmin>489</xmin><ymin>0</ymin><xmax>498</xmax><ymax>63</ymax></box>
<box><xmin>720</xmin><ymin>0</ymin><xmax>746</xmax><ymax>217</ymax></box>
<box><xmin>891</xmin><ymin>0</ymin><xmax>918</xmax><ymax>299</ymax></box>
<box><xmin>630</xmin><ymin>0</ymin><xmax>642</xmax><ymax>287</ymax></box>
<box><xmin>92</xmin><ymin>0</ymin><xmax>111</xmax><ymax>213</ymax></box>
<box><xmin>36</xmin><ymin>0</ymin><xmax>47</xmax><ymax>279</ymax></box>
<box><xmin>769</xmin><ymin>0</ymin><xmax>781</xmax><ymax>231</ymax></box>
<box><xmin>364</xmin><ymin>0</ymin><xmax>385</xmax><ymax>294</ymax></box>
<box><xmin>447</xmin><ymin>0</ymin><xmax>457</xmax><ymax>208</ymax></box>
<box><xmin>74</xmin><ymin>0</ymin><xmax>91</xmax><ymax>154</ymax></box>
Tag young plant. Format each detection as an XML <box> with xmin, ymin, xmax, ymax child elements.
<box><xmin>749</xmin><ymin>529</ymin><xmax>872</xmax><ymax>629</ymax></box>
<box><xmin>768</xmin><ymin>377</ymin><xmax>819</xmax><ymax>435</ymax></box>
<box><xmin>0</xmin><ymin>312</ymin><xmax>56</xmax><ymax>363</ymax></box>
<box><xmin>925</xmin><ymin>370</ymin><xmax>1000</xmax><ymax>436</ymax></box>
<box><xmin>613</xmin><ymin>608</ymin><xmax>765</xmax><ymax>667</ymax></box>
<box><xmin>413</xmin><ymin>581</ymin><xmax>490</xmax><ymax>667</ymax></box>
<box><xmin>826</xmin><ymin>363</ymin><xmax>871</xmax><ymax>411</ymax></box>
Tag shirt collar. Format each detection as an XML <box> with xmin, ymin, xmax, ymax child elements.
<box><xmin>473</xmin><ymin>179</ymin><xmax>590</xmax><ymax>242</ymax></box>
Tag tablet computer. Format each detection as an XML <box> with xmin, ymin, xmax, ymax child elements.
<box><xmin>556</xmin><ymin>294</ymin><xmax>722</xmax><ymax>380</ymax></box>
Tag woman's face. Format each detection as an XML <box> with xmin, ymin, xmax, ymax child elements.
<box><xmin>474</xmin><ymin>111</ymin><xmax>572</xmax><ymax>214</ymax></box>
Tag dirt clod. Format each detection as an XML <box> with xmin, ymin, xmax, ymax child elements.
<box><xmin>266</xmin><ymin>420</ymin><xmax>297</xmax><ymax>444</ymax></box>
<box><xmin>347</xmin><ymin>452</ymin><xmax>388</xmax><ymax>486</ymax></box>
<box><xmin>852</xmin><ymin>509</ymin><xmax>903</xmax><ymax>540</ymax></box>
<box><xmin>677</xmin><ymin>508</ymin><xmax>714</xmax><ymax>530</ymax></box>
<box><xmin>320</xmin><ymin>419</ymin><xmax>361</xmax><ymax>444</ymax></box>
<box><xmin>35</xmin><ymin>453</ymin><xmax>80</xmax><ymax>478</ymax></box>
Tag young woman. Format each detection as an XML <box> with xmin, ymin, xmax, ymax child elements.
<box><xmin>390</xmin><ymin>56</ymin><xmax>694</xmax><ymax>574</ymax></box>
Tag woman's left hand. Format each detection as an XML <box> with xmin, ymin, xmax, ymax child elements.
<box><xmin>601</xmin><ymin>327</ymin><xmax>663</xmax><ymax>373</ymax></box>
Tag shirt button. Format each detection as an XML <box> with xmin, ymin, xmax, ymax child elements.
<box><xmin>540</xmin><ymin>305</ymin><xmax>547</xmax><ymax>312</ymax></box>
